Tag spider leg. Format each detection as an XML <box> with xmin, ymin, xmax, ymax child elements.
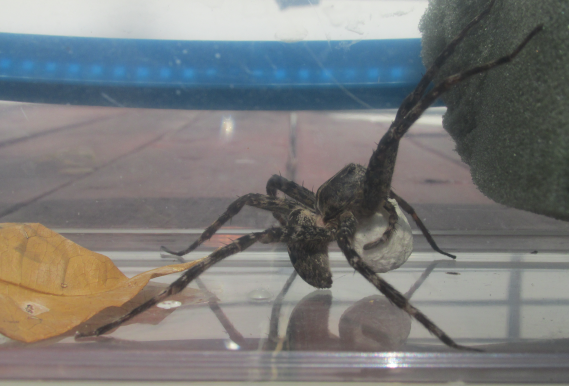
<box><xmin>336</xmin><ymin>212</ymin><xmax>480</xmax><ymax>351</ymax></box>
<box><xmin>360</xmin><ymin>0</ymin><xmax>498</xmax><ymax>216</ymax></box>
<box><xmin>362</xmin><ymin>22</ymin><xmax>543</xmax><ymax>214</ymax></box>
<box><xmin>267</xmin><ymin>174</ymin><xmax>317</xmax><ymax>226</ymax></box>
<box><xmin>391</xmin><ymin>25</ymin><xmax>543</xmax><ymax>145</ymax></box>
<box><xmin>266</xmin><ymin>174</ymin><xmax>316</xmax><ymax>208</ymax></box>
<box><xmin>394</xmin><ymin>0</ymin><xmax>497</xmax><ymax>122</ymax></box>
<box><xmin>77</xmin><ymin>227</ymin><xmax>287</xmax><ymax>338</ymax></box>
<box><xmin>362</xmin><ymin>190</ymin><xmax>456</xmax><ymax>257</ymax></box>
<box><xmin>389</xmin><ymin>190</ymin><xmax>456</xmax><ymax>259</ymax></box>
<box><xmin>161</xmin><ymin>193</ymin><xmax>297</xmax><ymax>256</ymax></box>
<box><xmin>362</xmin><ymin>199</ymin><xmax>398</xmax><ymax>250</ymax></box>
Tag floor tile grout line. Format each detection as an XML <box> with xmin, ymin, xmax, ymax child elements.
<box><xmin>0</xmin><ymin>110</ymin><xmax>131</xmax><ymax>150</ymax></box>
<box><xmin>0</xmin><ymin>112</ymin><xmax>205</xmax><ymax>220</ymax></box>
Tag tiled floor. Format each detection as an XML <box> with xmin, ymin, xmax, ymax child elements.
<box><xmin>1</xmin><ymin>102</ymin><xmax>568</xmax><ymax>236</ymax></box>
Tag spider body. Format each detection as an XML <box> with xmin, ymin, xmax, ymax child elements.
<box><xmin>80</xmin><ymin>0</ymin><xmax>543</xmax><ymax>351</ymax></box>
<box><xmin>286</xmin><ymin>163</ymin><xmax>369</xmax><ymax>288</ymax></box>
<box><xmin>281</xmin><ymin>162</ymin><xmax>412</xmax><ymax>289</ymax></box>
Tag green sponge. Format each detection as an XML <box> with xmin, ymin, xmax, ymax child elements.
<box><xmin>419</xmin><ymin>0</ymin><xmax>569</xmax><ymax>221</ymax></box>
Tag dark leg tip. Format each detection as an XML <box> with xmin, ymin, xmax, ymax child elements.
<box><xmin>160</xmin><ymin>245</ymin><xmax>184</xmax><ymax>256</ymax></box>
<box><xmin>445</xmin><ymin>252</ymin><xmax>457</xmax><ymax>260</ymax></box>
<box><xmin>436</xmin><ymin>248</ymin><xmax>456</xmax><ymax>259</ymax></box>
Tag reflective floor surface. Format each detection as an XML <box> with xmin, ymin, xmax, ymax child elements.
<box><xmin>1</xmin><ymin>103</ymin><xmax>569</xmax><ymax>382</ymax></box>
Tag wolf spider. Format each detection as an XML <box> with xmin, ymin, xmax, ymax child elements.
<box><xmin>79</xmin><ymin>0</ymin><xmax>542</xmax><ymax>351</ymax></box>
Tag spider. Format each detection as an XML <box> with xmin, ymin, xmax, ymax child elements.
<box><xmin>78</xmin><ymin>0</ymin><xmax>542</xmax><ymax>351</ymax></box>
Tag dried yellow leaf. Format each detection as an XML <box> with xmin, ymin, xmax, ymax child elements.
<box><xmin>0</xmin><ymin>223</ymin><xmax>203</xmax><ymax>343</ymax></box>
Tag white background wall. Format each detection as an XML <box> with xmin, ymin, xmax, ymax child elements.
<box><xmin>0</xmin><ymin>0</ymin><xmax>427</xmax><ymax>41</ymax></box>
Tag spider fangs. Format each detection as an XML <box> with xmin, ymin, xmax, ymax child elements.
<box><xmin>78</xmin><ymin>0</ymin><xmax>543</xmax><ymax>351</ymax></box>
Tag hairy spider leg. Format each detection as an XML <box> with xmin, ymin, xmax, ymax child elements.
<box><xmin>362</xmin><ymin>22</ymin><xmax>543</xmax><ymax>217</ymax></box>
<box><xmin>161</xmin><ymin>193</ymin><xmax>297</xmax><ymax>256</ymax></box>
<box><xmin>78</xmin><ymin>227</ymin><xmax>287</xmax><ymax>338</ymax></box>
<box><xmin>394</xmin><ymin>0</ymin><xmax>497</xmax><ymax>123</ymax></box>
<box><xmin>379</xmin><ymin>23</ymin><xmax>544</xmax><ymax>180</ymax></box>
<box><xmin>336</xmin><ymin>211</ymin><xmax>480</xmax><ymax>351</ymax></box>
<box><xmin>389</xmin><ymin>190</ymin><xmax>456</xmax><ymax>259</ymax></box>
<box><xmin>266</xmin><ymin>174</ymin><xmax>317</xmax><ymax>226</ymax></box>
<box><xmin>362</xmin><ymin>198</ymin><xmax>398</xmax><ymax>250</ymax></box>
<box><xmin>266</xmin><ymin>174</ymin><xmax>317</xmax><ymax>208</ymax></box>
<box><xmin>362</xmin><ymin>0</ymin><xmax>508</xmax><ymax>215</ymax></box>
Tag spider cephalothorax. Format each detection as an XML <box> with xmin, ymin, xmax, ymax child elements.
<box><xmin>79</xmin><ymin>0</ymin><xmax>542</xmax><ymax>351</ymax></box>
<box><xmin>316</xmin><ymin>163</ymin><xmax>367</xmax><ymax>222</ymax></box>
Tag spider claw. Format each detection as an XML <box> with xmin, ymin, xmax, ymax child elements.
<box><xmin>160</xmin><ymin>245</ymin><xmax>184</xmax><ymax>257</ymax></box>
<box><xmin>442</xmin><ymin>251</ymin><xmax>457</xmax><ymax>260</ymax></box>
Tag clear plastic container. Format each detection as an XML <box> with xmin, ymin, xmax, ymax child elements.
<box><xmin>1</xmin><ymin>1</ymin><xmax>568</xmax><ymax>383</ymax></box>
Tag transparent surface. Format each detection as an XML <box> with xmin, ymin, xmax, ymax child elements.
<box><xmin>1</xmin><ymin>103</ymin><xmax>569</xmax><ymax>382</ymax></box>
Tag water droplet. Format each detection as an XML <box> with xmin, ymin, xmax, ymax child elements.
<box><xmin>247</xmin><ymin>288</ymin><xmax>272</xmax><ymax>302</ymax></box>
<box><xmin>157</xmin><ymin>300</ymin><xmax>182</xmax><ymax>309</ymax></box>
<box><xmin>224</xmin><ymin>340</ymin><xmax>240</xmax><ymax>350</ymax></box>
